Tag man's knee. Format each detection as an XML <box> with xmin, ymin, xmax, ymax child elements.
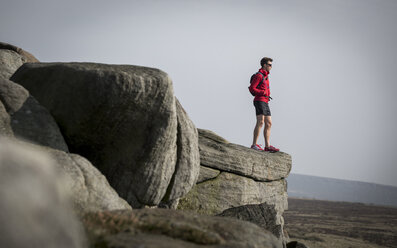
<box><xmin>256</xmin><ymin>116</ymin><xmax>265</xmax><ymax>127</ymax></box>
<box><xmin>265</xmin><ymin>118</ymin><xmax>272</xmax><ymax>128</ymax></box>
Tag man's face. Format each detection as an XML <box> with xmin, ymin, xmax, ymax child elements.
<box><xmin>264</xmin><ymin>62</ymin><xmax>273</xmax><ymax>72</ymax></box>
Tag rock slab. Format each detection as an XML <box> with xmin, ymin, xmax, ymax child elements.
<box><xmin>82</xmin><ymin>208</ymin><xmax>283</xmax><ymax>248</ymax></box>
<box><xmin>198</xmin><ymin>129</ymin><xmax>292</xmax><ymax>181</ymax></box>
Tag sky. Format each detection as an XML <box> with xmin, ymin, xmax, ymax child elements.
<box><xmin>1</xmin><ymin>0</ymin><xmax>397</xmax><ymax>186</ymax></box>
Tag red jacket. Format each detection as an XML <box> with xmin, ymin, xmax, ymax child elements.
<box><xmin>250</xmin><ymin>68</ymin><xmax>271</xmax><ymax>103</ymax></box>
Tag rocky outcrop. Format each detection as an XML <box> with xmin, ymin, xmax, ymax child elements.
<box><xmin>0</xmin><ymin>45</ymin><xmax>131</xmax><ymax>213</ymax></box>
<box><xmin>0</xmin><ymin>44</ymin><xmax>67</xmax><ymax>151</ymax></box>
<box><xmin>11</xmin><ymin>62</ymin><xmax>200</xmax><ymax>208</ymax></box>
<box><xmin>0</xmin><ymin>78</ymin><xmax>69</xmax><ymax>151</ymax></box>
<box><xmin>0</xmin><ymin>138</ymin><xmax>85</xmax><ymax>248</ymax></box>
<box><xmin>2</xmin><ymin>41</ymin><xmax>294</xmax><ymax>247</ymax></box>
<box><xmin>179</xmin><ymin>129</ymin><xmax>291</xmax><ymax>245</ymax></box>
<box><xmin>82</xmin><ymin>208</ymin><xmax>283</xmax><ymax>248</ymax></box>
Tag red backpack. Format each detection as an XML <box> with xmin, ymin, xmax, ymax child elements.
<box><xmin>248</xmin><ymin>72</ymin><xmax>267</xmax><ymax>96</ymax></box>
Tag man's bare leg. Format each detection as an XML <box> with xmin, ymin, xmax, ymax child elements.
<box><xmin>264</xmin><ymin>115</ymin><xmax>272</xmax><ymax>148</ymax></box>
<box><xmin>252</xmin><ymin>115</ymin><xmax>265</xmax><ymax>146</ymax></box>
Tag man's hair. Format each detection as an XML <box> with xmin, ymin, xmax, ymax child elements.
<box><xmin>260</xmin><ymin>57</ymin><xmax>273</xmax><ymax>67</ymax></box>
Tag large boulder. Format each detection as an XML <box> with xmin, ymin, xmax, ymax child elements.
<box><xmin>11</xmin><ymin>62</ymin><xmax>199</xmax><ymax>208</ymax></box>
<box><xmin>0</xmin><ymin>78</ymin><xmax>69</xmax><ymax>151</ymax></box>
<box><xmin>198</xmin><ymin>129</ymin><xmax>292</xmax><ymax>181</ymax></box>
<box><xmin>82</xmin><ymin>208</ymin><xmax>283</xmax><ymax>248</ymax></box>
<box><xmin>0</xmin><ymin>137</ymin><xmax>85</xmax><ymax>248</ymax></box>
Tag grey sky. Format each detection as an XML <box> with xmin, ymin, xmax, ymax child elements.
<box><xmin>1</xmin><ymin>0</ymin><xmax>397</xmax><ymax>186</ymax></box>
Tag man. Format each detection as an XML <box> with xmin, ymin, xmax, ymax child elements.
<box><xmin>249</xmin><ymin>57</ymin><xmax>280</xmax><ymax>152</ymax></box>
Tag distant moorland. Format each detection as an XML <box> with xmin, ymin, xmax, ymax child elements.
<box><xmin>284</xmin><ymin>198</ymin><xmax>397</xmax><ymax>248</ymax></box>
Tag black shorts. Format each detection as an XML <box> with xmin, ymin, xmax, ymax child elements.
<box><xmin>254</xmin><ymin>101</ymin><xmax>271</xmax><ymax>116</ymax></box>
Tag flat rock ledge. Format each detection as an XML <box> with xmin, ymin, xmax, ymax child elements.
<box><xmin>198</xmin><ymin>129</ymin><xmax>291</xmax><ymax>181</ymax></box>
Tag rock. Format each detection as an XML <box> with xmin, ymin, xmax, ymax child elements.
<box><xmin>0</xmin><ymin>101</ymin><xmax>13</xmax><ymax>137</ymax></box>
<box><xmin>178</xmin><ymin>171</ymin><xmax>288</xmax><ymax>226</ymax></box>
<box><xmin>160</xmin><ymin>98</ymin><xmax>200</xmax><ymax>207</ymax></box>
<box><xmin>82</xmin><ymin>208</ymin><xmax>283</xmax><ymax>248</ymax></box>
<box><xmin>198</xmin><ymin>128</ymin><xmax>292</xmax><ymax>181</ymax></box>
<box><xmin>218</xmin><ymin>203</ymin><xmax>286</xmax><ymax>246</ymax></box>
<box><xmin>0</xmin><ymin>49</ymin><xmax>26</xmax><ymax>80</ymax></box>
<box><xmin>0</xmin><ymin>137</ymin><xmax>85</xmax><ymax>248</ymax></box>
<box><xmin>0</xmin><ymin>78</ymin><xmax>69</xmax><ymax>151</ymax></box>
<box><xmin>37</xmin><ymin>145</ymin><xmax>132</xmax><ymax>214</ymax></box>
<box><xmin>11</xmin><ymin>62</ymin><xmax>178</xmax><ymax>207</ymax></box>
<box><xmin>197</xmin><ymin>165</ymin><xmax>220</xmax><ymax>183</ymax></box>
<box><xmin>0</xmin><ymin>42</ymin><xmax>39</xmax><ymax>63</ymax></box>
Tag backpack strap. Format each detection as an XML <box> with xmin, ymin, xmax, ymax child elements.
<box><xmin>256</xmin><ymin>72</ymin><xmax>268</xmax><ymax>89</ymax></box>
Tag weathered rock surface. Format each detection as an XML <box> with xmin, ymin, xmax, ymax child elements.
<box><xmin>82</xmin><ymin>208</ymin><xmax>283</xmax><ymax>248</ymax></box>
<box><xmin>198</xmin><ymin>129</ymin><xmax>291</xmax><ymax>181</ymax></box>
<box><xmin>0</xmin><ymin>137</ymin><xmax>85</xmax><ymax>248</ymax></box>
<box><xmin>179</xmin><ymin>129</ymin><xmax>291</xmax><ymax>245</ymax></box>
<box><xmin>11</xmin><ymin>62</ymin><xmax>181</xmax><ymax>207</ymax></box>
<box><xmin>178</xmin><ymin>171</ymin><xmax>288</xmax><ymax>218</ymax></box>
<box><xmin>0</xmin><ymin>78</ymin><xmax>69</xmax><ymax>151</ymax></box>
<box><xmin>0</xmin><ymin>42</ymin><xmax>39</xmax><ymax>63</ymax></box>
<box><xmin>218</xmin><ymin>203</ymin><xmax>286</xmax><ymax>246</ymax></box>
<box><xmin>0</xmin><ymin>49</ymin><xmax>26</xmax><ymax>80</ymax></box>
<box><xmin>197</xmin><ymin>165</ymin><xmax>220</xmax><ymax>183</ymax></box>
<box><xmin>160</xmin><ymin>98</ymin><xmax>200</xmax><ymax>207</ymax></box>
<box><xmin>0</xmin><ymin>101</ymin><xmax>13</xmax><ymax>137</ymax></box>
<box><xmin>37</xmin><ymin>145</ymin><xmax>132</xmax><ymax>214</ymax></box>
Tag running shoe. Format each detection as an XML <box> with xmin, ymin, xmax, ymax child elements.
<box><xmin>251</xmin><ymin>144</ymin><xmax>264</xmax><ymax>151</ymax></box>
<box><xmin>264</xmin><ymin>145</ymin><xmax>280</xmax><ymax>152</ymax></box>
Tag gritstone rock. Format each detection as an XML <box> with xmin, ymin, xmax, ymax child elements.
<box><xmin>179</xmin><ymin>170</ymin><xmax>288</xmax><ymax>219</ymax></box>
<box><xmin>160</xmin><ymin>98</ymin><xmax>200</xmax><ymax>208</ymax></box>
<box><xmin>82</xmin><ymin>208</ymin><xmax>283</xmax><ymax>248</ymax></box>
<box><xmin>0</xmin><ymin>42</ymin><xmax>39</xmax><ymax>63</ymax></box>
<box><xmin>218</xmin><ymin>203</ymin><xmax>286</xmax><ymax>247</ymax></box>
<box><xmin>11</xmin><ymin>62</ymin><xmax>199</xmax><ymax>208</ymax></box>
<box><xmin>0</xmin><ymin>137</ymin><xmax>85</xmax><ymax>248</ymax></box>
<box><xmin>0</xmin><ymin>101</ymin><xmax>13</xmax><ymax>137</ymax></box>
<box><xmin>198</xmin><ymin>128</ymin><xmax>291</xmax><ymax>181</ymax></box>
<box><xmin>0</xmin><ymin>78</ymin><xmax>69</xmax><ymax>151</ymax></box>
<box><xmin>37</xmin><ymin>144</ymin><xmax>132</xmax><ymax>214</ymax></box>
